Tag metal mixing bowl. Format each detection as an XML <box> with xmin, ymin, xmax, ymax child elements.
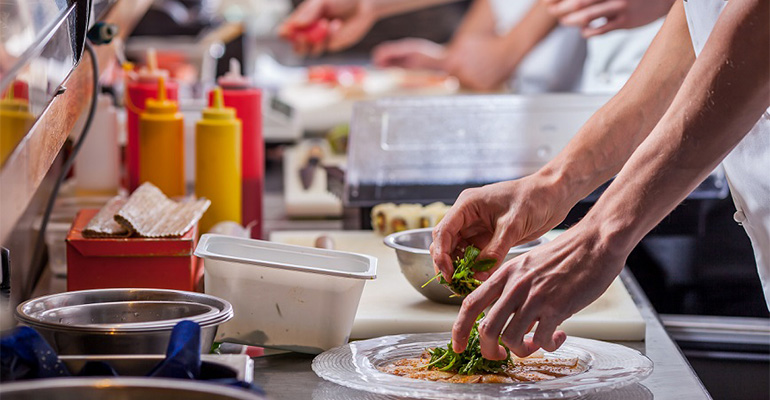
<box><xmin>15</xmin><ymin>289</ymin><xmax>233</xmax><ymax>354</ymax></box>
<box><xmin>0</xmin><ymin>377</ymin><xmax>266</xmax><ymax>400</ymax></box>
<box><xmin>384</xmin><ymin>228</ymin><xmax>549</xmax><ymax>305</ymax></box>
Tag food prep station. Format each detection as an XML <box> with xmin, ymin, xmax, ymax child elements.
<box><xmin>1</xmin><ymin>1</ymin><xmax>767</xmax><ymax>399</ymax></box>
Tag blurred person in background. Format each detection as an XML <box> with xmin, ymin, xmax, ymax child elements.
<box><xmin>543</xmin><ymin>0</ymin><xmax>676</xmax><ymax>93</ymax></box>
<box><xmin>280</xmin><ymin>0</ymin><xmax>586</xmax><ymax>92</ymax></box>
<box><xmin>431</xmin><ymin>0</ymin><xmax>769</xmax><ymax>359</ymax></box>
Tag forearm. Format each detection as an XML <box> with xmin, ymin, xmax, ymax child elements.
<box><xmin>537</xmin><ymin>1</ymin><xmax>693</xmax><ymax>204</ymax></box>
<box><xmin>585</xmin><ymin>0</ymin><xmax>770</xmax><ymax>253</ymax></box>
<box><xmin>499</xmin><ymin>1</ymin><xmax>558</xmax><ymax>68</ymax></box>
<box><xmin>452</xmin><ymin>0</ymin><xmax>496</xmax><ymax>39</ymax></box>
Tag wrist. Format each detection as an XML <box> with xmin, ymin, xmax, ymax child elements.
<box><xmin>533</xmin><ymin>162</ymin><xmax>592</xmax><ymax>207</ymax></box>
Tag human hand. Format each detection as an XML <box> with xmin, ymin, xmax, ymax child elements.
<box><xmin>442</xmin><ymin>34</ymin><xmax>519</xmax><ymax>91</ymax></box>
<box><xmin>372</xmin><ymin>38</ymin><xmax>447</xmax><ymax>70</ymax></box>
<box><xmin>279</xmin><ymin>0</ymin><xmax>377</xmax><ymax>55</ymax></box>
<box><xmin>431</xmin><ymin>171</ymin><xmax>576</xmax><ymax>283</ymax></box>
<box><xmin>452</xmin><ymin>224</ymin><xmax>627</xmax><ymax>359</ymax></box>
<box><xmin>542</xmin><ymin>0</ymin><xmax>674</xmax><ymax>37</ymax></box>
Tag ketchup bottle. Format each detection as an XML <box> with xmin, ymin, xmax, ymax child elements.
<box><xmin>126</xmin><ymin>48</ymin><xmax>179</xmax><ymax>191</ymax></box>
<box><xmin>209</xmin><ymin>59</ymin><xmax>263</xmax><ymax>239</ymax></box>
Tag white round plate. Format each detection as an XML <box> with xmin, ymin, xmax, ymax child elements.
<box><xmin>312</xmin><ymin>333</ymin><xmax>653</xmax><ymax>400</ymax></box>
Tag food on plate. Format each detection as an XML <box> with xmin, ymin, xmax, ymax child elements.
<box><xmin>371</xmin><ymin>202</ymin><xmax>451</xmax><ymax>235</ymax></box>
<box><xmin>380</xmin><ymin>351</ymin><xmax>583</xmax><ymax>383</ymax></box>
<box><xmin>422</xmin><ymin>245</ymin><xmax>495</xmax><ymax>297</ymax></box>
<box><xmin>379</xmin><ymin>313</ymin><xmax>584</xmax><ymax>383</ymax></box>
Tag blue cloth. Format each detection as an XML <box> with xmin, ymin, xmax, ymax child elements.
<box><xmin>148</xmin><ymin>320</ymin><xmax>201</xmax><ymax>379</ymax></box>
<box><xmin>0</xmin><ymin>326</ymin><xmax>70</xmax><ymax>381</ymax></box>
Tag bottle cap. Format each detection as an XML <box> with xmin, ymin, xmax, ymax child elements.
<box><xmin>217</xmin><ymin>58</ymin><xmax>252</xmax><ymax>89</ymax></box>
<box><xmin>144</xmin><ymin>76</ymin><xmax>178</xmax><ymax>114</ymax></box>
<box><xmin>203</xmin><ymin>87</ymin><xmax>236</xmax><ymax>120</ymax></box>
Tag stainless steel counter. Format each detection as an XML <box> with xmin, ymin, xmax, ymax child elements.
<box><xmin>250</xmin><ymin>262</ymin><xmax>712</xmax><ymax>399</ymax></box>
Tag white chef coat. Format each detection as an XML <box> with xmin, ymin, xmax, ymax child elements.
<box><xmin>683</xmin><ymin>0</ymin><xmax>770</xmax><ymax>308</ymax></box>
<box><xmin>581</xmin><ymin>19</ymin><xmax>664</xmax><ymax>93</ymax></box>
<box><xmin>489</xmin><ymin>0</ymin><xmax>586</xmax><ymax>93</ymax></box>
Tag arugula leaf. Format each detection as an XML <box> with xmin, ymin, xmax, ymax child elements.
<box><xmin>424</xmin><ymin>313</ymin><xmax>511</xmax><ymax>375</ymax></box>
<box><xmin>422</xmin><ymin>245</ymin><xmax>497</xmax><ymax>296</ymax></box>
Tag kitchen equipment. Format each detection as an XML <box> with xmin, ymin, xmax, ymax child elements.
<box><xmin>0</xmin><ymin>377</ymin><xmax>266</xmax><ymax>400</ymax></box>
<box><xmin>299</xmin><ymin>145</ymin><xmax>324</xmax><ymax>190</ymax></box>
<box><xmin>66</xmin><ymin>209</ymin><xmax>203</xmax><ymax>291</ymax></box>
<box><xmin>341</xmin><ymin>94</ymin><xmax>612</xmax><ymax>207</ymax></box>
<box><xmin>212</xmin><ymin>59</ymin><xmax>263</xmax><ymax>239</ymax></box>
<box><xmin>196</xmin><ymin>87</ymin><xmax>242</xmax><ymax>234</ymax></box>
<box><xmin>194</xmin><ymin>234</ymin><xmax>377</xmax><ymax>354</ymax></box>
<box><xmin>270</xmin><ymin>230</ymin><xmax>646</xmax><ymax>341</ymax></box>
<box><xmin>73</xmin><ymin>94</ymin><xmax>120</xmax><ymax>196</ymax></box>
<box><xmin>283</xmin><ymin>140</ymin><xmax>344</xmax><ymax>218</ymax></box>
<box><xmin>59</xmin><ymin>354</ymin><xmax>254</xmax><ymax>382</ymax></box>
<box><xmin>126</xmin><ymin>48</ymin><xmax>179</xmax><ymax>191</ymax></box>
<box><xmin>15</xmin><ymin>288</ymin><xmax>232</xmax><ymax>354</ymax></box>
<box><xmin>138</xmin><ymin>76</ymin><xmax>185</xmax><ymax>197</ymax></box>
<box><xmin>312</xmin><ymin>332</ymin><xmax>653</xmax><ymax>400</ymax></box>
<box><xmin>384</xmin><ymin>228</ymin><xmax>548</xmax><ymax>304</ymax></box>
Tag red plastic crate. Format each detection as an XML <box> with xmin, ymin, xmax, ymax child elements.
<box><xmin>66</xmin><ymin>209</ymin><xmax>203</xmax><ymax>292</ymax></box>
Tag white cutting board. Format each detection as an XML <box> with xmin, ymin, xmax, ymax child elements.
<box><xmin>269</xmin><ymin>230</ymin><xmax>645</xmax><ymax>341</ymax></box>
<box><xmin>283</xmin><ymin>140</ymin><xmax>344</xmax><ymax>218</ymax></box>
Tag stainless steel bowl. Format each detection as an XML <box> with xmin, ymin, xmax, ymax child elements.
<box><xmin>0</xmin><ymin>377</ymin><xmax>266</xmax><ymax>400</ymax></box>
<box><xmin>15</xmin><ymin>289</ymin><xmax>233</xmax><ymax>354</ymax></box>
<box><xmin>384</xmin><ymin>228</ymin><xmax>549</xmax><ymax>305</ymax></box>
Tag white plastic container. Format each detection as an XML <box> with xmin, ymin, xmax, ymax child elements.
<box><xmin>194</xmin><ymin>234</ymin><xmax>377</xmax><ymax>354</ymax></box>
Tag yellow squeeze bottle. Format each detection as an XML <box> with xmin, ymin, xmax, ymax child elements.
<box><xmin>139</xmin><ymin>76</ymin><xmax>185</xmax><ymax>197</ymax></box>
<box><xmin>0</xmin><ymin>86</ymin><xmax>34</xmax><ymax>165</ymax></box>
<box><xmin>195</xmin><ymin>87</ymin><xmax>242</xmax><ymax>234</ymax></box>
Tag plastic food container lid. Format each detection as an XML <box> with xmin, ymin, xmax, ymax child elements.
<box><xmin>194</xmin><ymin>234</ymin><xmax>377</xmax><ymax>280</ymax></box>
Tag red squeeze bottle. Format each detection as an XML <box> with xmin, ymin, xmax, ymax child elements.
<box><xmin>126</xmin><ymin>48</ymin><xmax>179</xmax><ymax>191</ymax></box>
<box><xmin>209</xmin><ymin>59</ymin><xmax>263</xmax><ymax>239</ymax></box>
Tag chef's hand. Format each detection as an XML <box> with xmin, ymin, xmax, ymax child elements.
<box><xmin>279</xmin><ymin>0</ymin><xmax>377</xmax><ymax>55</ymax></box>
<box><xmin>542</xmin><ymin>0</ymin><xmax>674</xmax><ymax>37</ymax></box>
<box><xmin>431</xmin><ymin>171</ymin><xmax>576</xmax><ymax>283</ymax></box>
<box><xmin>452</xmin><ymin>225</ymin><xmax>626</xmax><ymax>358</ymax></box>
<box><xmin>372</xmin><ymin>38</ymin><xmax>447</xmax><ymax>70</ymax></box>
<box><xmin>442</xmin><ymin>34</ymin><xmax>520</xmax><ymax>91</ymax></box>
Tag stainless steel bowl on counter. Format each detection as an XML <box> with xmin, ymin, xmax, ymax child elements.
<box><xmin>15</xmin><ymin>289</ymin><xmax>233</xmax><ymax>354</ymax></box>
<box><xmin>384</xmin><ymin>228</ymin><xmax>549</xmax><ymax>305</ymax></box>
<box><xmin>0</xmin><ymin>377</ymin><xmax>266</xmax><ymax>400</ymax></box>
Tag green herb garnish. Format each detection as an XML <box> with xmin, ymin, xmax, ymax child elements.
<box><xmin>422</xmin><ymin>245</ymin><xmax>496</xmax><ymax>296</ymax></box>
<box><xmin>422</xmin><ymin>245</ymin><xmax>511</xmax><ymax>374</ymax></box>
<box><xmin>424</xmin><ymin>313</ymin><xmax>511</xmax><ymax>375</ymax></box>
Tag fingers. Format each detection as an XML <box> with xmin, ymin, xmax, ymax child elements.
<box><xmin>546</xmin><ymin>0</ymin><xmax>605</xmax><ymax>19</ymax></box>
<box><xmin>431</xmin><ymin>206</ymin><xmax>468</xmax><ymax>281</ymax></box>
<box><xmin>500</xmin><ymin>304</ymin><xmax>538</xmax><ymax>357</ymax></box>
<box><xmin>451</xmin><ymin>275</ymin><xmax>506</xmax><ymax>353</ymax></box>
<box><xmin>477</xmin><ymin>280</ymin><xmax>527</xmax><ymax>360</ymax></box>
<box><xmin>531</xmin><ymin>318</ymin><xmax>566</xmax><ymax>352</ymax></box>
<box><xmin>560</xmin><ymin>1</ymin><xmax>625</xmax><ymax>28</ymax></box>
<box><xmin>581</xmin><ymin>14</ymin><xmax>627</xmax><ymax>37</ymax></box>
<box><xmin>289</xmin><ymin>0</ymin><xmax>326</xmax><ymax>27</ymax></box>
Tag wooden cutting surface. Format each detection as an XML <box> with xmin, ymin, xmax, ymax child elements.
<box><xmin>270</xmin><ymin>230</ymin><xmax>646</xmax><ymax>341</ymax></box>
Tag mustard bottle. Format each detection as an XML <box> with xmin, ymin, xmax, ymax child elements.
<box><xmin>139</xmin><ymin>76</ymin><xmax>185</xmax><ymax>197</ymax></box>
<box><xmin>195</xmin><ymin>87</ymin><xmax>242</xmax><ymax>234</ymax></box>
<box><xmin>0</xmin><ymin>85</ymin><xmax>34</xmax><ymax>165</ymax></box>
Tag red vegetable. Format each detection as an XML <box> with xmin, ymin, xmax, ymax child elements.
<box><xmin>288</xmin><ymin>20</ymin><xmax>329</xmax><ymax>44</ymax></box>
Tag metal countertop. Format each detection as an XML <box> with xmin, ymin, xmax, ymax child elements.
<box><xmin>253</xmin><ymin>195</ymin><xmax>712</xmax><ymax>400</ymax></box>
